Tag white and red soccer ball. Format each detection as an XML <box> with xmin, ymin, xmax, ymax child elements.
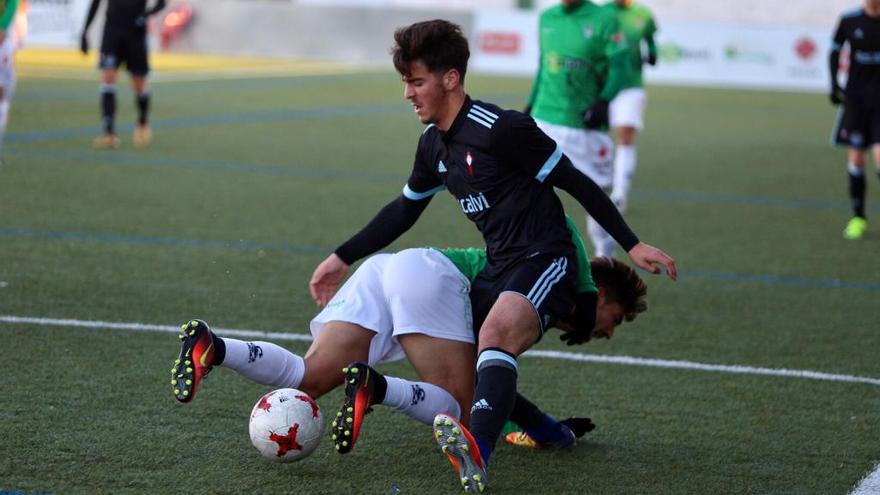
<box><xmin>249</xmin><ymin>388</ymin><xmax>323</xmax><ymax>462</ymax></box>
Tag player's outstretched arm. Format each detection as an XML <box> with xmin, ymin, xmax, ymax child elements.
<box><xmin>309</xmin><ymin>253</ymin><xmax>349</xmax><ymax>307</ymax></box>
<box><xmin>80</xmin><ymin>0</ymin><xmax>101</xmax><ymax>53</ymax></box>
<box><xmin>628</xmin><ymin>242</ymin><xmax>676</xmax><ymax>280</ymax></box>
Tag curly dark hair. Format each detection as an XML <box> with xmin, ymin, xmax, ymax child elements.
<box><xmin>590</xmin><ymin>256</ymin><xmax>648</xmax><ymax>322</ymax></box>
<box><xmin>391</xmin><ymin>19</ymin><xmax>470</xmax><ymax>83</ymax></box>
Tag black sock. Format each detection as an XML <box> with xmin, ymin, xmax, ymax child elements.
<box><xmin>212</xmin><ymin>334</ymin><xmax>226</xmax><ymax>366</ymax></box>
<box><xmin>509</xmin><ymin>393</ymin><xmax>546</xmax><ymax>430</ymax></box>
<box><xmin>469</xmin><ymin>348</ymin><xmax>518</xmax><ymax>460</ymax></box>
<box><xmin>101</xmin><ymin>88</ymin><xmax>116</xmax><ymax>135</ymax></box>
<box><xmin>136</xmin><ymin>92</ymin><xmax>150</xmax><ymax>125</ymax></box>
<box><xmin>849</xmin><ymin>169</ymin><xmax>866</xmax><ymax>218</ymax></box>
<box><xmin>370</xmin><ymin>367</ymin><xmax>388</xmax><ymax>403</ymax></box>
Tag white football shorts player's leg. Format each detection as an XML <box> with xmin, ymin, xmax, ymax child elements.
<box><xmin>610</xmin><ymin>88</ymin><xmax>647</xmax><ymax>130</ymax></box>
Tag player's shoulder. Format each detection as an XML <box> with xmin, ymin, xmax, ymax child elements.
<box><xmin>632</xmin><ymin>2</ymin><xmax>656</xmax><ymax>17</ymax></box>
<box><xmin>540</xmin><ymin>4</ymin><xmax>567</xmax><ymax>20</ymax></box>
<box><xmin>592</xmin><ymin>3</ymin><xmax>622</xmax><ymax>26</ymax></box>
<box><xmin>840</xmin><ymin>7</ymin><xmax>863</xmax><ymax>20</ymax></box>
<box><xmin>416</xmin><ymin>123</ymin><xmax>442</xmax><ymax>155</ymax></box>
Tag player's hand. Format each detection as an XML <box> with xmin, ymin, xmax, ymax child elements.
<box><xmin>559</xmin><ymin>417</ymin><xmax>596</xmax><ymax>438</ymax></box>
<box><xmin>80</xmin><ymin>33</ymin><xmax>89</xmax><ymax>54</ymax></box>
<box><xmin>309</xmin><ymin>253</ymin><xmax>350</xmax><ymax>307</ymax></box>
<box><xmin>559</xmin><ymin>328</ymin><xmax>591</xmax><ymax>346</ymax></box>
<box><xmin>582</xmin><ymin>99</ymin><xmax>610</xmax><ymax>129</ymax></box>
<box><xmin>646</xmin><ymin>52</ymin><xmax>657</xmax><ymax>66</ymax></box>
<box><xmin>627</xmin><ymin>242</ymin><xmax>677</xmax><ymax>280</ymax></box>
<box><xmin>829</xmin><ymin>85</ymin><xmax>844</xmax><ymax>105</ymax></box>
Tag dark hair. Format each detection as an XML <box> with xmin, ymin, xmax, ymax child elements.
<box><xmin>590</xmin><ymin>257</ymin><xmax>648</xmax><ymax>322</ymax></box>
<box><xmin>391</xmin><ymin>19</ymin><xmax>470</xmax><ymax>83</ymax></box>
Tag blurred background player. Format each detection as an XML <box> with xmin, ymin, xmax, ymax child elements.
<box><xmin>0</xmin><ymin>0</ymin><xmax>20</xmax><ymax>165</ymax></box>
<box><xmin>830</xmin><ymin>0</ymin><xmax>880</xmax><ymax>240</ymax></box>
<box><xmin>525</xmin><ymin>0</ymin><xmax>631</xmax><ymax>258</ymax></box>
<box><xmin>80</xmin><ymin>0</ymin><xmax>166</xmax><ymax>149</ymax></box>
<box><xmin>605</xmin><ymin>0</ymin><xmax>658</xmax><ymax>214</ymax></box>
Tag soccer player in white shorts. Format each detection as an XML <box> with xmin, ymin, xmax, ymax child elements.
<box><xmin>172</xmin><ymin>247</ymin><xmax>477</xmax><ymax>429</ymax></box>
<box><xmin>534</xmin><ymin>118</ymin><xmax>618</xmax><ymax>258</ymax></box>
<box><xmin>609</xmin><ymin>87</ymin><xmax>647</xmax><ymax>212</ymax></box>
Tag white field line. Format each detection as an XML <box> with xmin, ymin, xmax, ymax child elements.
<box><xmin>3</xmin><ymin>315</ymin><xmax>879</xmax><ymax>387</ymax></box>
<box><xmin>851</xmin><ymin>462</ymin><xmax>880</xmax><ymax>495</ymax></box>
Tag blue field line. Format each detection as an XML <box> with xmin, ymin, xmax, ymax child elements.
<box><xmin>0</xmin><ymin>227</ymin><xmax>328</xmax><ymax>254</ymax></box>
<box><xmin>7</xmin><ymin>93</ymin><xmax>524</xmax><ymax>143</ymax></box>
<box><xmin>635</xmin><ymin>188</ymin><xmax>880</xmax><ymax>211</ymax></box>
<box><xmin>679</xmin><ymin>270</ymin><xmax>880</xmax><ymax>290</ymax></box>
<box><xmin>3</xmin><ymin>147</ymin><xmax>406</xmax><ymax>181</ymax></box>
<box><xmin>1</xmin><ymin>227</ymin><xmax>878</xmax><ymax>290</ymax></box>
<box><xmin>6</xmin><ymin>147</ymin><xmax>874</xmax><ymax>212</ymax></box>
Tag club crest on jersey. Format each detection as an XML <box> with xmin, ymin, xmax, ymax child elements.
<box><xmin>582</xmin><ymin>26</ymin><xmax>594</xmax><ymax>38</ymax></box>
<box><xmin>466</xmin><ymin>151</ymin><xmax>474</xmax><ymax>175</ymax></box>
<box><xmin>459</xmin><ymin>192</ymin><xmax>491</xmax><ymax>214</ymax></box>
<box><xmin>438</xmin><ymin>160</ymin><xmax>447</xmax><ymax>173</ymax></box>
<box><xmin>855</xmin><ymin>28</ymin><xmax>864</xmax><ymax>39</ymax></box>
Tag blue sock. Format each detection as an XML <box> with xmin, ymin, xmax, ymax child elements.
<box><xmin>475</xmin><ymin>438</ymin><xmax>492</xmax><ymax>464</ymax></box>
<box><xmin>524</xmin><ymin>414</ymin><xmax>567</xmax><ymax>444</ymax></box>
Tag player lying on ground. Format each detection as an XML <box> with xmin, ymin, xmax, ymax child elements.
<box><xmin>170</xmin><ymin>225</ymin><xmax>647</xmax><ymax>453</ymax></box>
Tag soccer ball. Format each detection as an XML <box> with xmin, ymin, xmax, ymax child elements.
<box><xmin>248</xmin><ymin>388</ymin><xmax>324</xmax><ymax>462</ymax></box>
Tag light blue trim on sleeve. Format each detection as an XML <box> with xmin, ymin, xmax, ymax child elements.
<box><xmin>535</xmin><ymin>146</ymin><xmax>563</xmax><ymax>183</ymax></box>
<box><xmin>403</xmin><ymin>183</ymin><xmax>446</xmax><ymax>200</ymax></box>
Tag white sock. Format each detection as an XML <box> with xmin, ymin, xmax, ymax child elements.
<box><xmin>587</xmin><ymin>215</ymin><xmax>616</xmax><ymax>258</ymax></box>
<box><xmin>611</xmin><ymin>145</ymin><xmax>637</xmax><ymax>206</ymax></box>
<box><xmin>220</xmin><ymin>338</ymin><xmax>305</xmax><ymax>389</ymax></box>
<box><xmin>381</xmin><ymin>375</ymin><xmax>461</xmax><ymax>425</ymax></box>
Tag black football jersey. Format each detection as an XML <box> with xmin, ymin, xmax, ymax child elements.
<box><xmin>404</xmin><ymin>96</ymin><xmax>575</xmax><ymax>278</ymax></box>
<box><xmin>833</xmin><ymin>9</ymin><xmax>880</xmax><ymax>106</ymax></box>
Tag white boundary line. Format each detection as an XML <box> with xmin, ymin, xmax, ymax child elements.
<box><xmin>851</xmin><ymin>463</ymin><xmax>880</xmax><ymax>495</ymax></box>
<box><xmin>3</xmin><ymin>314</ymin><xmax>879</xmax><ymax>387</ymax></box>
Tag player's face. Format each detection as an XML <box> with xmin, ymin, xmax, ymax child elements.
<box><xmin>591</xmin><ymin>300</ymin><xmax>624</xmax><ymax>340</ymax></box>
<box><xmin>401</xmin><ymin>60</ymin><xmax>451</xmax><ymax>125</ymax></box>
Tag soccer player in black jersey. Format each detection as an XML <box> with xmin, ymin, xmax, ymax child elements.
<box><xmin>309</xmin><ymin>20</ymin><xmax>676</xmax><ymax>492</ymax></box>
<box><xmin>80</xmin><ymin>0</ymin><xmax>166</xmax><ymax>149</ymax></box>
<box><xmin>830</xmin><ymin>0</ymin><xmax>880</xmax><ymax>240</ymax></box>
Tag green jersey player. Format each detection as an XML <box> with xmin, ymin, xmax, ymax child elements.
<box><xmin>525</xmin><ymin>0</ymin><xmax>630</xmax><ymax>260</ymax></box>
<box><xmin>604</xmin><ymin>0</ymin><xmax>659</xmax><ymax>214</ymax></box>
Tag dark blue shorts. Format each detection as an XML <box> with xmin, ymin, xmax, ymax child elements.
<box><xmin>469</xmin><ymin>251</ymin><xmax>577</xmax><ymax>342</ymax></box>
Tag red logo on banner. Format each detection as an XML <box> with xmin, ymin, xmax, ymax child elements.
<box><xmin>479</xmin><ymin>32</ymin><xmax>521</xmax><ymax>55</ymax></box>
<box><xmin>794</xmin><ymin>37</ymin><xmax>817</xmax><ymax>60</ymax></box>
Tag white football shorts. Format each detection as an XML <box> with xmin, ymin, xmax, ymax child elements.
<box><xmin>610</xmin><ymin>87</ymin><xmax>647</xmax><ymax>130</ymax></box>
<box><xmin>535</xmin><ymin>118</ymin><xmax>614</xmax><ymax>189</ymax></box>
<box><xmin>310</xmin><ymin>247</ymin><xmax>474</xmax><ymax>366</ymax></box>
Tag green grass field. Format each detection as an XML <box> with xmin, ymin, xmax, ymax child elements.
<box><xmin>1</xmin><ymin>60</ymin><xmax>878</xmax><ymax>495</ymax></box>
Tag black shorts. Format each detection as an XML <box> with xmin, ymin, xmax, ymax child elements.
<box><xmin>469</xmin><ymin>251</ymin><xmax>577</xmax><ymax>342</ymax></box>
<box><xmin>99</xmin><ymin>29</ymin><xmax>149</xmax><ymax>76</ymax></box>
<box><xmin>833</xmin><ymin>103</ymin><xmax>880</xmax><ymax>149</ymax></box>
